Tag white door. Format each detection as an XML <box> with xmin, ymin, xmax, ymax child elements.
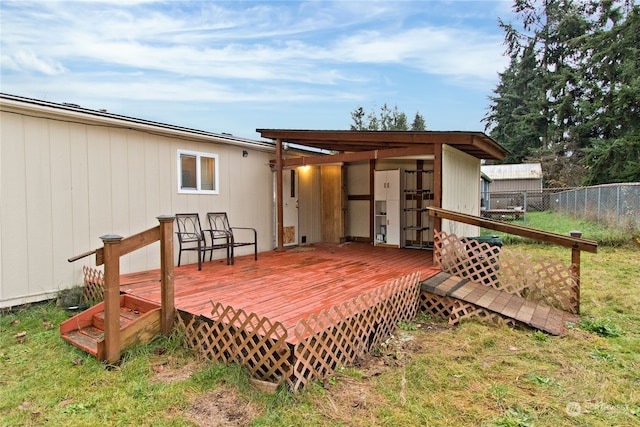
<box><xmin>276</xmin><ymin>169</ymin><xmax>299</xmax><ymax>247</ymax></box>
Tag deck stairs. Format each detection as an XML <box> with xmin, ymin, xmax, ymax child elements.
<box><xmin>60</xmin><ymin>295</ymin><xmax>161</xmax><ymax>360</ymax></box>
<box><xmin>421</xmin><ymin>272</ymin><xmax>578</xmax><ymax>335</ymax></box>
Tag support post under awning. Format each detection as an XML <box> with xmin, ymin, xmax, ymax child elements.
<box><xmin>276</xmin><ymin>138</ymin><xmax>284</xmax><ymax>251</ymax></box>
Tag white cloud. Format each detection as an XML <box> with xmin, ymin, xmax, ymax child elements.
<box><xmin>333</xmin><ymin>27</ymin><xmax>507</xmax><ymax>82</ymax></box>
<box><xmin>1</xmin><ymin>0</ymin><xmax>507</xmax><ymax>84</ymax></box>
<box><xmin>0</xmin><ymin>1</ymin><xmax>510</xmax><ymax>134</ymax></box>
<box><xmin>1</xmin><ymin>50</ymin><xmax>66</xmax><ymax>75</ymax></box>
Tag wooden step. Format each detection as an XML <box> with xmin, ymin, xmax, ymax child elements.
<box><xmin>60</xmin><ymin>325</ymin><xmax>103</xmax><ymax>357</ymax></box>
<box><xmin>60</xmin><ymin>295</ymin><xmax>162</xmax><ymax>360</ymax></box>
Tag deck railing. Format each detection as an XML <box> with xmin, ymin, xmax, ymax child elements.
<box><xmin>428</xmin><ymin>207</ymin><xmax>598</xmax><ymax>314</ymax></box>
<box><xmin>68</xmin><ymin>215</ymin><xmax>175</xmax><ymax>363</ymax></box>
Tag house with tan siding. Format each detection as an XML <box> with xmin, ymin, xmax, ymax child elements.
<box><xmin>1</xmin><ymin>94</ymin><xmax>278</xmax><ymax>308</ymax></box>
<box><xmin>1</xmin><ymin>93</ymin><xmax>507</xmax><ymax>308</ymax></box>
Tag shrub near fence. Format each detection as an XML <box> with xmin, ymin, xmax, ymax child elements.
<box><xmin>482</xmin><ymin>183</ymin><xmax>639</xmax><ymax>231</ymax></box>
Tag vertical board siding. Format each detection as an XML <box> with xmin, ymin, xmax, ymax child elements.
<box><xmin>110</xmin><ymin>128</ymin><xmax>131</xmax><ymax>272</ymax></box>
<box><xmin>298</xmin><ymin>165</ymin><xmax>322</xmax><ymax>245</ymax></box>
<box><xmin>321</xmin><ymin>165</ymin><xmax>343</xmax><ymax>243</ymax></box>
<box><xmin>222</xmin><ymin>144</ymin><xmax>273</xmax><ymax>257</ymax></box>
<box><xmin>127</xmin><ymin>133</ymin><xmax>148</xmax><ymax>272</ymax></box>
<box><xmin>49</xmin><ymin>121</ymin><xmax>75</xmax><ymax>290</ymax></box>
<box><xmin>347</xmin><ymin>200</ymin><xmax>369</xmax><ymax>237</ymax></box>
<box><xmin>1</xmin><ymin>112</ymin><xmax>29</xmax><ymax>303</ymax></box>
<box><xmin>25</xmin><ymin>117</ymin><xmax>54</xmax><ymax>299</ymax></box>
<box><xmin>346</xmin><ymin>161</ymin><xmax>370</xmax><ymax>195</ymax></box>
<box><xmin>69</xmin><ymin>123</ymin><xmax>91</xmax><ymax>286</ymax></box>
<box><xmin>442</xmin><ymin>145</ymin><xmax>481</xmax><ymax>238</ymax></box>
<box><xmin>490</xmin><ymin>179</ymin><xmax>543</xmax><ymax>193</ymax></box>
<box><xmin>0</xmin><ymin>107</ymin><xmax>277</xmax><ymax>308</ymax></box>
<box><xmin>87</xmin><ymin>126</ymin><xmax>113</xmax><ymax>246</ymax></box>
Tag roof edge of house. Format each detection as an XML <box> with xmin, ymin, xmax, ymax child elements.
<box><xmin>0</xmin><ymin>93</ymin><xmax>275</xmax><ymax>153</ymax></box>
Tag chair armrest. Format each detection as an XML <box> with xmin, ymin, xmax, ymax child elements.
<box><xmin>230</xmin><ymin>226</ymin><xmax>257</xmax><ymax>233</ymax></box>
<box><xmin>229</xmin><ymin>227</ymin><xmax>257</xmax><ymax>242</ymax></box>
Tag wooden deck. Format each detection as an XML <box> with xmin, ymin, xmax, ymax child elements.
<box><xmin>119</xmin><ymin>242</ymin><xmax>439</xmax><ymax>340</ymax></box>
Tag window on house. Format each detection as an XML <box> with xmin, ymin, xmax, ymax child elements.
<box><xmin>177</xmin><ymin>149</ymin><xmax>219</xmax><ymax>194</ymax></box>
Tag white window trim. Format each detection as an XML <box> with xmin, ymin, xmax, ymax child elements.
<box><xmin>177</xmin><ymin>149</ymin><xmax>219</xmax><ymax>194</ymax></box>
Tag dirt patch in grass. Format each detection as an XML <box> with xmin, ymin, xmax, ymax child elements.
<box><xmin>149</xmin><ymin>356</ymin><xmax>202</xmax><ymax>384</ymax></box>
<box><xmin>146</xmin><ymin>354</ymin><xmax>263</xmax><ymax>426</ymax></box>
<box><xmin>349</xmin><ymin>319</ymin><xmax>453</xmax><ymax>377</ymax></box>
<box><xmin>185</xmin><ymin>386</ymin><xmax>263</xmax><ymax>427</ymax></box>
<box><xmin>313</xmin><ymin>319</ymin><xmax>455</xmax><ymax>424</ymax></box>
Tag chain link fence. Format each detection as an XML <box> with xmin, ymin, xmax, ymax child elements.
<box><xmin>482</xmin><ymin>183</ymin><xmax>640</xmax><ymax>231</ymax></box>
<box><xmin>551</xmin><ymin>183</ymin><xmax>640</xmax><ymax>231</ymax></box>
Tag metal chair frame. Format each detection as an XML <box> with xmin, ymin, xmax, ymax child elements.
<box><xmin>175</xmin><ymin>213</ymin><xmax>230</xmax><ymax>270</ymax></box>
<box><xmin>206</xmin><ymin>212</ymin><xmax>257</xmax><ymax>265</ymax></box>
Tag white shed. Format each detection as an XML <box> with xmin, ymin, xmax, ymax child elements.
<box><xmin>481</xmin><ymin>163</ymin><xmax>544</xmax><ymax>210</ymax></box>
<box><xmin>481</xmin><ymin>163</ymin><xmax>543</xmax><ymax>192</ymax></box>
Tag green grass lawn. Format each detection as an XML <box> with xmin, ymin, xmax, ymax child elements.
<box><xmin>2</xmin><ymin>241</ymin><xmax>639</xmax><ymax>426</ymax></box>
<box><xmin>482</xmin><ymin>210</ymin><xmax>637</xmax><ymax>246</ymax></box>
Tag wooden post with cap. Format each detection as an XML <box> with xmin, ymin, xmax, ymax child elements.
<box><xmin>158</xmin><ymin>215</ymin><xmax>175</xmax><ymax>335</ymax></box>
<box><xmin>101</xmin><ymin>234</ymin><xmax>123</xmax><ymax>364</ymax></box>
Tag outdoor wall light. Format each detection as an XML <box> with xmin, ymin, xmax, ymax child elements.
<box><xmin>242</xmin><ymin>150</ymin><xmax>248</xmax><ymax>157</ymax></box>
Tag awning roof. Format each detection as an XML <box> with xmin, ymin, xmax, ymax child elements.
<box><xmin>257</xmin><ymin>129</ymin><xmax>508</xmax><ymax>161</ymax></box>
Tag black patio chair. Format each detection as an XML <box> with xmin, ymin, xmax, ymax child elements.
<box><xmin>175</xmin><ymin>213</ymin><xmax>230</xmax><ymax>270</ymax></box>
<box><xmin>206</xmin><ymin>212</ymin><xmax>257</xmax><ymax>265</ymax></box>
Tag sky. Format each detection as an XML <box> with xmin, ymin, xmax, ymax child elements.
<box><xmin>1</xmin><ymin>1</ymin><xmax>515</xmax><ymax>140</ymax></box>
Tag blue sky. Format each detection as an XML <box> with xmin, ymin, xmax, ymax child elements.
<box><xmin>1</xmin><ymin>1</ymin><xmax>514</xmax><ymax>140</ymax></box>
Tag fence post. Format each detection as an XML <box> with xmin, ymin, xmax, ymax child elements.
<box><xmin>100</xmin><ymin>234</ymin><xmax>123</xmax><ymax>364</ymax></box>
<box><xmin>584</xmin><ymin>188</ymin><xmax>588</xmax><ymax>216</ymax></box>
<box><xmin>157</xmin><ymin>215</ymin><xmax>175</xmax><ymax>336</ymax></box>
<box><xmin>569</xmin><ymin>230</ymin><xmax>582</xmax><ymax>314</ymax></box>
<box><xmin>617</xmin><ymin>186</ymin><xmax>621</xmax><ymax>226</ymax></box>
<box><xmin>597</xmin><ymin>187</ymin><xmax>601</xmax><ymax>224</ymax></box>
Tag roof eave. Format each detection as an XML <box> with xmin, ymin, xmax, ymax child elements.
<box><xmin>1</xmin><ymin>93</ymin><xmax>275</xmax><ymax>152</ymax></box>
<box><xmin>257</xmin><ymin>129</ymin><xmax>508</xmax><ymax>161</ymax></box>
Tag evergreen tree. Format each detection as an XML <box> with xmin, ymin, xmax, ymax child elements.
<box><xmin>579</xmin><ymin>3</ymin><xmax>640</xmax><ymax>184</ymax></box>
<box><xmin>411</xmin><ymin>111</ymin><xmax>427</xmax><ymax>131</ymax></box>
<box><xmin>350</xmin><ymin>104</ymin><xmax>426</xmax><ymax>131</ymax></box>
<box><xmin>350</xmin><ymin>106</ymin><xmax>365</xmax><ymax>131</ymax></box>
<box><xmin>485</xmin><ymin>0</ymin><xmax>639</xmax><ymax>185</ymax></box>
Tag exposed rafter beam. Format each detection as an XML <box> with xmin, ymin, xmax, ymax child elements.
<box><xmin>271</xmin><ymin>145</ymin><xmax>435</xmax><ymax>168</ymax></box>
<box><xmin>257</xmin><ymin>129</ymin><xmax>509</xmax><ymax>161</ymax></box>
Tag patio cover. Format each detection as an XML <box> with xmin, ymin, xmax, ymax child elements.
<box><xmin>256</xmin><ymin>129</ymin><xmax>508</xmax><ymax>249</ymax></box>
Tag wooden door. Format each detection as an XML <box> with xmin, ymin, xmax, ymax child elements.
<box><xmin>321</xmin><ymin>165</ymin><xmax>343</xmax><ymax>243</ymax></box>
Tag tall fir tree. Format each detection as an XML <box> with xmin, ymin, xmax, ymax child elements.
<box><xmin>579</xmin><ymin>3</ymin><xmax>640</xmax><ymax>184</ymax></box>
<box><xmin>485</xmin><ymin>0</ymin><xmax>639</xmax><ymax>186</ymax></box>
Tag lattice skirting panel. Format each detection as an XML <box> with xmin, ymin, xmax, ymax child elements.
<box><xmin>82</xmin><ymin>266</ymin><xmax>104</xmax><ymax>304</ymax></box>
<box><xmin>177</xmin><ymin>271</ymin><xmax>422</xmax><ymax>392</ymax></box>
<box><xmin>290</xmin><ymin>271</ymin><xmax>421</xmax><ymax>391</ymax></box>
<box><xmin>176</xmin><ymin>305</ymin><xmax>292</xmax><ymax>384</ymax></box>
<box><xmin>419</xmin><ymin>290</ymin><xmax>517</xmax><ymax>327</ymax></box>
<box><xmin>434</xmin><ymin>231</ymin><xmax>578</xmax><ymax>313</ymax></box>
